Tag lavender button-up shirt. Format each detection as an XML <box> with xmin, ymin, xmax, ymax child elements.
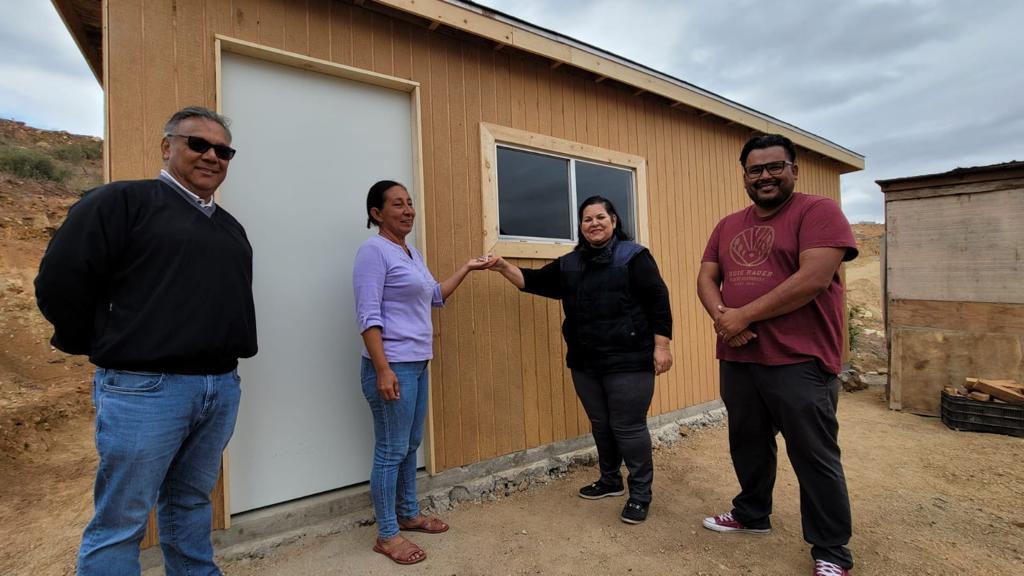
<box><xmin>353</xmin><ymin>235</ymin><xmax>444</xmax><ymax>362</ymax></box>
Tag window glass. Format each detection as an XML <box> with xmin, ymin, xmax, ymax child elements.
<box><xmin>497</xmin><ymin>147</ymin><xmax>572</xmax><ymax>240</ymax></box>
<box><xmin>575</xmin><ymin>160</ymin><xmax>635</xmax><ymax>238</ymax></box>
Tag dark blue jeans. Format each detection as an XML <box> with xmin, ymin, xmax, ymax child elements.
<box><xmin>77</xmin><ymin>368</ymin><xmax>241</xmax><ymax>575</ymax></box>
<box><xmin>360</xmin><ymin>357</ymin><xmax>429</xmax><ymax>539</ymax></box>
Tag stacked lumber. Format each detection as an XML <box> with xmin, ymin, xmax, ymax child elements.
<box><xmin>944</xmin><ymin>378</ymin><xmax>1024</xmax><ymax>405</ymax></box>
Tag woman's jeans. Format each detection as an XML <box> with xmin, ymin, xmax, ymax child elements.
<box><xmin>360</xmin><ymin>357</ymin><xmax>429</xmax><ymax>539</ymax></box>
<box><xmin>77</xmin><ymin>368</ymin><xmax>241</xmax><ymax>576</ymax></box>
<box><xmin>571</xmin><ymin>369</ymin><xmax>656</xmax><ymax>504</ymax></box>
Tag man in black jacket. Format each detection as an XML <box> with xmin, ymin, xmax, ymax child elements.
<box><xmin>35</xmin><ymin>106</ymin><xmax>257</xmax><ymax>576</ymax></box>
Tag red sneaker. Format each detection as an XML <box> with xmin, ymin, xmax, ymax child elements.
<box><xmin>814</xmin><ymin>560</ymin><xmax>850</xmax><ymax>576</ymax></box>
<box><xmin>701</xmin><ymin>512</ymin><xmax>771</xmax><ymax>534</ymax></box>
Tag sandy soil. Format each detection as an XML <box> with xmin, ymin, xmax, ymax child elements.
<box><xmin>216</xmin><ymin>390</ymin><xmax>1024</xmax><ymax>576</ymax></box>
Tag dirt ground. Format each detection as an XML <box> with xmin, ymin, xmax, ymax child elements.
<box><xmin>216</xmin><ymin>390</ymin><xmax>1024</xmax><ymax>576</ymax></box>
<box><xmin>2</xmin><ymin>120</ymin><xmax>1021</xmax><ymax>575</ymax></box>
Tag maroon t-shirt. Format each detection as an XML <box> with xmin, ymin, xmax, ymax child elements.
<box><xmin>702</xmin><ymin>193</ymin><xmax>858</xmax><ymax>375</ymax></box>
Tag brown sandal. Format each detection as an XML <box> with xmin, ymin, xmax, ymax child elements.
<box><xmin>373</xmin><ymin>536</ymin><xmax>426</xmax><ymax>565</ymax></box>
<box><xmin>398</xmin><ymin>515</ymin><xmax>450</xmax><ymax>534</ymax></box>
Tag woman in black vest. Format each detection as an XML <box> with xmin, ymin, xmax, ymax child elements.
<box><xmin>487</xmin><ymin>195</ymin><xmax>673</xmax><ymax>524</ymax></box>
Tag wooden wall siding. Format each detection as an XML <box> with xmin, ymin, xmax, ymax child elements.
<box><xmin>888</xmin><ymin>299</ymin><xmax>1024</xmax><ymax>416</ymax></box>
<box><xmin>887</xmin><ymin>188</ymin><xmax>1024</xmax><ymax>305</ymax></box>
<box><xmin>106</xmin><ymin>0</ymin><xmax>845</xmax><ymax>471</ymax></box>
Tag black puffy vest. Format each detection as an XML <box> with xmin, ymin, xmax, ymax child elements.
<box><xmin>559</xmin><ymin>240</ymin><xmax>654</xmax><ymax>373</ymax></box>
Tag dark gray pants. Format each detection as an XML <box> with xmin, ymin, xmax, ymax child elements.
<box><xmin>720</xmin><ymin>360</ymin><xmax>853</xmax><ymax>569</ymax></box>
<box><xmin>572</xmin><ymin>370</ymin><xmax>655</xmax><ymax>504</ymax></box>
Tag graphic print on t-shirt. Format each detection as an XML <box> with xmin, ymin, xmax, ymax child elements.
<box><xmin>729</xmin><ymin>225</ymin><xmax>774</xmax><ymax>267</ymax></box>
<box><xmin>726</xmin><ymin>225</ymin><xmax>777</xmax><ymax>288</ymax></box>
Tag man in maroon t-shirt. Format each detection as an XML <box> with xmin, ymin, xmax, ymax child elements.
<box><xmin>696</xmin><ymin>134</ymin><xmax>858</xmax><ymax>576</ymax></box>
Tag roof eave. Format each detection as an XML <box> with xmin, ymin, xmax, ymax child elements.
<box><xmin>52</xmin><ymin>0</ymin><xmax>103</xmax><ymax>87</ymax></box>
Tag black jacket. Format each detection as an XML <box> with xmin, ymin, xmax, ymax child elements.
<box><xmin>521</xmin><ymin>239</ymin><xmax>671</xmax><ymax>373</ymax></box>
<box><xmin>35</xmin><ymin>179</ymin><xmax>258</xmax><ymax>374</ymax></box>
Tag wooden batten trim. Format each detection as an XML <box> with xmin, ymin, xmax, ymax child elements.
<box><xmin>881</xmin><ymin>175</ymin><xmax>1024</xmax><ymax>202</ymax></box>
<box><xmin>888</xmin><ymin>299</ymin><xmax>1024</xmax><ymax>335</ymax></box>
<box><xmin>101</xmin><ymin>0</ymin><xmax>110</xmax><ymax>184</ymax></box>
<box><xmin>409</xmin><ymin>86</ymin><xmax>437</xmax><ymax>475</ymax></box>
<box><xmin>480</xmin><ymin>122</ymin><xmax>649</xmax><ymax>259</ymax></box>
<box><xmin>373</xmin><ymin>0</ymin><xmax>863</xmax><ymax>171</ymax></box>
<box><xmin>215</xmin><ymin>35</ymin><xmax>420</xmax><ymax>93</ymax></box>
<box><xmin>221</xmin><ymin>448</ymin><xmax>231</xmax><ymax>528</ymax></box>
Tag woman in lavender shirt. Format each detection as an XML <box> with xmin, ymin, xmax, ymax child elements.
<box><xmin>353</xmin><ymin>180</ymin><xmax>491</xmax><ymax>565</ymax></box>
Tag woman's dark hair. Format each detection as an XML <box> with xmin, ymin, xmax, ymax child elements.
<box><xmin>365</xmin><ymin>180</ymin><xmax>405</xmax><ymax>228</ymax></box>
<box><xmin>576</xmin><ymin>195</ymin><xmax>631</xmax><ymax>250</ymax></box>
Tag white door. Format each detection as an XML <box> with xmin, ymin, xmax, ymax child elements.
<box><xmin>220</xmin><ymin>51</ymin><xmax>417</xmax><ymax>513</ymax></box>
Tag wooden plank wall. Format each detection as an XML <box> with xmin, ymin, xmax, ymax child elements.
<box><xmin>887</xmin><ymin>188</ymin><xmax>1024</xmax><ymax>304</ymax></box>
<box><xmin>888</xmin><ymin>299</ymin><xmax>1024</xmax><ymax>416</ymax></box>
<box><xmin>107</xmin><ymin>0</ymin><xmax>845</xmax><ymax>471</ymax></box>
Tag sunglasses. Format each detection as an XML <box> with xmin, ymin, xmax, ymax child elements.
<box><xmin>166</xmin><ymin>134</ymin><xmax>237</xmax><ymax>160</ymax></box>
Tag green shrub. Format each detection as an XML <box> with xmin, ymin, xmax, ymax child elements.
<box><xmin>54</xmin><ymin>141</ymin><xmax>102</xmax><ymax>162</ymax></box>
<box><xmin>0</xmin><ymin>146</ymin><xmax>67</xmax><ymax>182</ymax></box>
<box><xmin>848</xmin><ymin>306</ymin><xmax>863</xmax><ymax>350</ymax></box>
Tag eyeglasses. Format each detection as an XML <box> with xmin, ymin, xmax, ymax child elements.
<box><xmin>166</xmin><ymin>134</ymin><xmax>236</xmax><ymax>160</ymax></box>
<box><xmin>744</xmin><ymin>160</ymin><xmax>793</xmax><ymax>179</ymax></box>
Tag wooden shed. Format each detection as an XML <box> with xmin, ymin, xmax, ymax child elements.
<box><xmin>879</xmin><ymin>161</ymin><xmax>1024</xmax><ymax>416</ymax></box>
<box><xmin>54</xmin><ymin>0</ymin><xmax>863</xmax><ymax>530</ymax></box>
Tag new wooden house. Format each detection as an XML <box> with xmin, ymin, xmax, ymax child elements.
<box><xmin>53</xmin><ymin>0</ymin><xmax>863</xmax><ymax>533</ymax></box>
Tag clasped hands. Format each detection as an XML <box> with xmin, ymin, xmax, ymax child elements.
<box><xmin>714</xmin><ymin>304</ymin><xmax>758</xmax><ymax>348</ymax></box>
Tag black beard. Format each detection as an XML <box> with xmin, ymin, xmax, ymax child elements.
<box><xmin>747</xmin><ymin>181</ymin><xmax>793</xmax><ymax>209</ymax></box>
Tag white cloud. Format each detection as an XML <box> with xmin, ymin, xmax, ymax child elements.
<box><xmin>0</xmin><ymin>0</ymin><xmax>102</xmax><ymax>136</ymax></box>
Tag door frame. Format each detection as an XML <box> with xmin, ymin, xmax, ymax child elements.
<box><xmin>212</xmin><ymin>34</ymin><xmax>433</xmax><ymax>517</ymax></box>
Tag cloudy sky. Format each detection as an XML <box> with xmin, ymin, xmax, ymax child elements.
<box><xmin>2</xmin><ymin>0</ymin><xmax>1022</xmax><ymax>222</ymax></box>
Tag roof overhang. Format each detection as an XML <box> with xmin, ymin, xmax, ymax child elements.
<box><xmin>54</xmin><ymin>0</ymin><xmax>863</xmax><ymax>172</ymax></box>
<box><xmin>877</xmin><ymin>160</ymin><xmax>1024</xmax><ymax>194</ymax></box>
<box><xmin>52</xmin><ymin>0</ymin><xmax>103</xmax><ymax>85</ymax></box>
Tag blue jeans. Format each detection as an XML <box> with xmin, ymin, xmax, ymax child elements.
<box><xmin>360</xmin><ymin>357</ymin><xmax>429</xmax><ymax>539</ymax></box>
<box><xmin>77</xmin><ymin>368</ymin><xmax>242</xmax><ymax>576</ymax></box>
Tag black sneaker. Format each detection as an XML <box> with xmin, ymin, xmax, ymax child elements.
<box><xmin>620</xmin><ymin>499</ymin><xmax>648</xmax><ymax>524</ymax></box>
<box><xmin>578</xmin><ymin>481</ymin><xmax>625</xmax><ymax>500</ymax></box>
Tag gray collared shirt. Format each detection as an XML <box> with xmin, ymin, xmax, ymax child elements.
<box><xmin>159</xmin><ymin>169</ymin><xmax>217</xmax><ymax>218</ymax></box>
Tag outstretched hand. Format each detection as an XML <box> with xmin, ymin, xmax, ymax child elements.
<box><xmin>465</xmin><ymin>255</ymin><xmax>499</xmax><ymax>271</ymax></box>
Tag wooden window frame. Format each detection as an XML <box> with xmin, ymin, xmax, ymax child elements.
<box><xmin>479</xmin><ymin>123</ymin><xmax>649</xmax><ymax>259</ymax></box>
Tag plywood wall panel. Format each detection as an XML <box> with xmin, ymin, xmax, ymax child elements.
<box><xmin>307</xmin><ymin>0</ymin><xmax>331</xmax><ymax>60</ymax></box>
<box><xmin>232</xmin><ymin>0</ymin><xmax>260</xmax><ymax>42</ymax></box>
<box><xmin>283</xmin><ymin>0</ymin><xmax>309</xmax><ymax>55</ymax></box>
<box><xmin>371</xmin><ymin>13</ymin><xmax>393</xmax><ymax>76</ymax></box>
<box><xmin>887</xmin><ymin>189</ymin><xmax>1024</xmax><ymax>304</ymax></box>
<box><xmin>176</xmin><ymin>0</ymin><xmax>209</xmax><ymax>108</ymax></box>
<box><xmin>350</xmin><ymin>4</ymin><xmax>372</xmax><ymax>70</ymax></box>
<box><xmin>141</xmin><ymin>0</ymin><xmax>177</xmax><ymax>177</ymax></box>
<box><xmin>329</xmin><ymin>2</ymin><xmax>353</xmax><ymax>65</ymax></box>
<box><xmin>256</xmin><ymin>0</ymin><xmax>286</xmax><ymax>49</ymax></box>
<box><xmin>107</xmin><ymin>1</ymin><xmax>145</xmax><ymax>181</ymax></box>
